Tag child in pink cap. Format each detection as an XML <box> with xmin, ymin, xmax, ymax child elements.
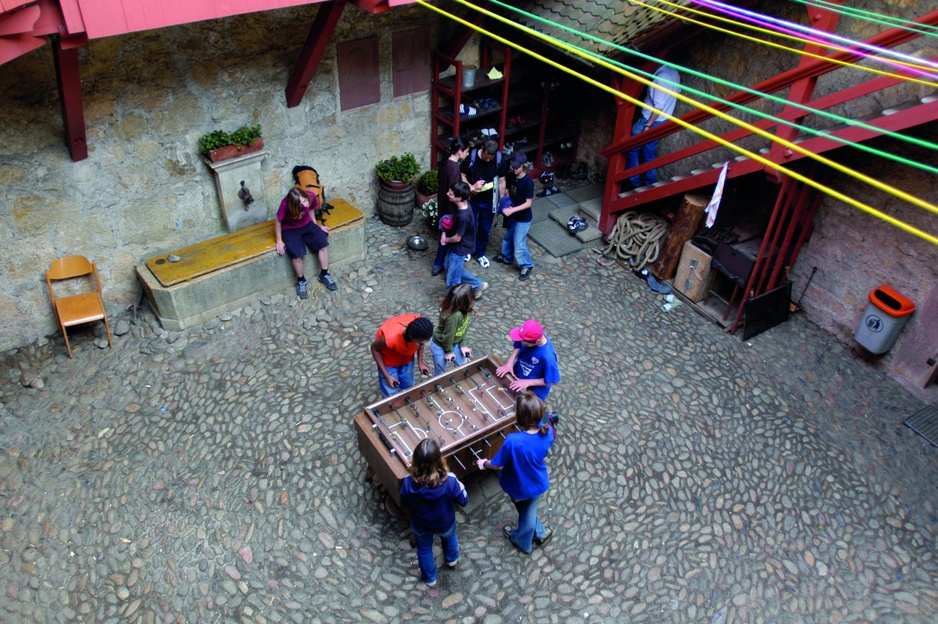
<box><xmin>495</xmin><ymin>320</ymin><xmax>561</xmax><ymax>401</ymax></box>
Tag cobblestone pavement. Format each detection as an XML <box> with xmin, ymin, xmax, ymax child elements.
<box><xmin>1</xmin><ymin>212</ymin><xmax>936</xmax><ymax>624</ymax></box>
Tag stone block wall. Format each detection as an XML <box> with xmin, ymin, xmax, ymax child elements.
<box><xmin>0</xmin><ymin>4</ymin><xmax>454</xmax><ymax>351</ymax></box>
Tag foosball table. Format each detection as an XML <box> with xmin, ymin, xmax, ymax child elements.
<box><xmin>355</xmin><ymin>355</ymin><xmax>521</xmax><ymax>507</ymax></box>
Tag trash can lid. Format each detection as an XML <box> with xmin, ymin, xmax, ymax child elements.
<box><xmin>869</xmin><ymin>285</ymin><xmax>916</xmax><ymax>317</ymax></box>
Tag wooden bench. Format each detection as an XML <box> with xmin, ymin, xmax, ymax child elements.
<box><xmin>137</xmin><ymin>198</ymin><xmax>365</xmax><ymax>330</ymax></box>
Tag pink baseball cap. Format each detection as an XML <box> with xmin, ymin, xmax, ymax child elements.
<box><xmin>509</xmin><ymin>320</ymin><xmax>543</xmax><ymax>342</ymax></box>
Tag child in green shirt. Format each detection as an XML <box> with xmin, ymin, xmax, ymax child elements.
<box><xmin>429</xmin><ymin>284</ymin><xmax>475</xmax><ymax>375</ymax></box>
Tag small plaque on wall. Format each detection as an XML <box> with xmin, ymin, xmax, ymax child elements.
<box><xmin>392</xmin><ymin>27</ymin><xmax>430</xmax><ymax>98</ymax></box>
<box><xmin>338</xmin><ymin>36</ymin><xmax>380</xmax><ymax>111</ymax></box>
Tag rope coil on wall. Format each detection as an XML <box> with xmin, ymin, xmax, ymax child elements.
<box><xmin>594</xmin><ymin>211</ymin><xmax>670</xmax><ymax>271</ymax></box>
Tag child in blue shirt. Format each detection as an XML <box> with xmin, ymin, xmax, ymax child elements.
<box><xmin>495</xmin><ymin>319</ymin><xmax>561</xmax><ymax>401</ymax></box>
<box><xmin>399</xmin><ymin>438</ymin><xmax>468</xmax><ymax>588</ymax></box>
<box><xmin>476</xmin><ymin>394</ymin><xmax>555</xmax><ymax>553</ymax></box>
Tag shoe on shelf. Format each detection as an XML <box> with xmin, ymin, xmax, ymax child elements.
<box><xmin>459</xmin><ymin>103</ymin><xmax>478</xmax><ymax>117</ymax></box>
<box><xmin>296</xmin><ymin>279</ymin><xmax>308</xmax><ymax>299</ymax></box>
<box><xmin>534</xmin><ymin>527</ymin><xmax>553</xmax><ymax>546</ymax></box>
<box><xmin>519</xmin><ymin>267</ymin><xmax>533</xmax><ymax>281</ymax></box>
<box><xmin>473</xmin><ymin>282</ymin><xmax>489</xmax><ymax>298</ymax></box>
<box><xmin>477</xmin><ymin>255</ymin><xmax>491</xmax><ymax>268</ymax></box>
<box><xmin>318</xmin><ymin>273</ymin><xmax>338</xmax><ymax>291</ymax></box>
<box><xmin>493</xmin><ymin>254</ymin><xmax>511</xmax><ymax>264</ymax></box>
<box><xmin>487</xmin><ymin>67</ymin><xmax>503</xmax><ymax>80</ymax></box>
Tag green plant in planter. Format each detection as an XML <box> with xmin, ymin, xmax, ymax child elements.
<box><xmin>230</xmin><ymin>124</ymin><xmax>262</xmax><ymax>147</ymax></box>
<box><xmin>197</xmin><ymin>130</ymin><xmax>231</xmax><ymax>154</ymax></box>
<box><xmin>197</xmin><ymin>124</ymin><xmax>262</xmax><ymax>154</ymax></box>
<box><xmin>416</xmin><ymin>169</ymin><xmax>439</xmax><ymax>195</ymax></box>
<box><xmin>376</xmin><ymin>152</ymin><xmax>421</xmax><ymax>184</ymax></box>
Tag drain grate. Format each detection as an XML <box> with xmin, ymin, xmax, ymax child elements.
<box><xmin>528</xmin><ymin>220</ymin><xmax>584</xmax><ymax>257</ymax></box>
<box><xmin>904</xmin><ymin>404</ymin><xmax>938</xmax><ymax>447</ymax></box>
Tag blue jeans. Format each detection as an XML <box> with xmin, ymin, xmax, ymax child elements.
<box><xmin>430</xmin><ymin>337</ymin><xmax>467</xmax><ymax>376</ymax></box>
<box><xmin>626</xmin><ymin>117</ymin><xmax>666</xmax><ymax>187</ymax></box>
<box><xmin>444</xmin><ymin>249</ymin><xmax>485</xmax><ymax>292</ymax></box>
<box><xmin>500</xmin><ymin>220</ymin><xmax>533</xmax><ymax>269</ymax></box>
<box><xmin>470</xmin><ymin>197</ymin><xmax>495</xmax><ymax>259</ymax></box>
<box><xmin>507</xmin><ymin>494</ymin><xmax>547</xmax><ymax>554</ymax></box>
<box><xmin>377</xmin><ymin>361</ymin><xmax>415</xmax><ymax>397</ymax></box>
<box><xmin>432</xmin><ymin>242</ymin><xmax>447</xmax><ymax>272</ymax></box>
<box><xmin>412</xmin><ymin>520</ymin><xmax>459</xmax><ymax>584</ymax></box>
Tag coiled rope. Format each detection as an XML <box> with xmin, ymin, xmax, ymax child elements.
<box><xmin>594</xmin><ymin>211</ymin><xmax>669</xmax><ymax>271</ymax></box>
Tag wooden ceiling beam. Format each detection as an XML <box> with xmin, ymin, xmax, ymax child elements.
<box><xmin>286</xmin><ymin>0</ymin><xmax>347</xmax><ymax>108</ymax></box>
<box><xmin>52</xmin><ymin>34</ymin><xmax>87</xmax><ymax>161</ymax></box>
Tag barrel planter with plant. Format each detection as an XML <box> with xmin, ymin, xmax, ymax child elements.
<box><xmin>375</xmin><ymin>152</ymin><xmax>421</xmax><ymax>226</ymax></box>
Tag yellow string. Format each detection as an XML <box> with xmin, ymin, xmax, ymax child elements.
<box><xmin>632</xmin><ymin>0</ymin><xmax>938</xmax><ymax>90</ymax></box>
<box><xmin>422</xmin><ymin>0</ymin><xmax>938</xmax><ymax>246</ymax></box>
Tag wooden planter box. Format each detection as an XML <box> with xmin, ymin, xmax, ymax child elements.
<box><xmin>207</xmin><ymin>137</ymin><xmax>264</xmax><ymax>163</ymax></box>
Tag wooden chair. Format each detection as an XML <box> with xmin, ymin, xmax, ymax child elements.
<box><xmin>45</xmin><ymin>256</ymin><xmax>113</xmax><ymax>358</ymax></box>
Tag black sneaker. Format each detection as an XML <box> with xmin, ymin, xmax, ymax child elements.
<box><xmin>319</xmin><ymin>273</ymin><xmax>338</xmax><ymax>291</ymax></box>
<box><xmin>519</xmin><ymin>267</ymin><xmax>533</xmax><ymax>281</ymax></box>
<box><xmin>534</xmin><ymin>527</ymin><xmax>553</xmax><ymax>546</ymax></box>
<box><xmin>493</xmin><ymin>254</ymin><xmax>511</xmax><ymax>265</ymax></box>
<box><xmin>431</xmin><ymin>266</ymin><xmax>443</xmax><ymax>276</ymax></box>
<box><xmin>296</xmin><ymin>279</ymin><xmax>309</xmax><ymax>299</ymax></box>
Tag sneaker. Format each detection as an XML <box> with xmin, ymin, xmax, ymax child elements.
<box><xmin>465</xmin><ymin>254</ymin><xmax>471</xmax><ymax>262</ymax></box>
<box><xmin>477</xmin><ymin>255</ymin><xmax>490</xmax><ymax>268</ymax></box>
<box><xmin>425</xmin><ymin>579</ymin><xmax>437</xmax><ymax>588</ymax></box>
<box><xmin>431</xmin><ymin>266</ymin><xmax>443</xmax><ymax>276</ymax></box>
<box><xmin>318</xmin><ymin>273</ymin><xmax>338</xmax><ymax>291</ymax></box>
<box><xmin>296</xmin><ymin>279</ymin><xmax>308</xmax><ymax>299</ymax></box>
<box><xmin>473</xmin><ymin>282</ymin><xmax>489</xmax><ymax>298</ymax></box>
<box><xmin>519</xmin><ymin>267</ymin><xmax>533</xmax><ymax>281</ymax></box>
<box><xmin>534</xmin><ymin>527</ymin><xmax>553</xmax><ymax>546</ymax></box>
<box><xmin>446</xmin><ymin>558</ymin><xmax>459</xmax><ymax>568</ymax></box>
<box><xmin>493</xmin><ymin>254</ymin><xmax>511</xmax><ymax>264</ymax></box>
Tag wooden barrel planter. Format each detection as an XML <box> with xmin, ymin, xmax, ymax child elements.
<box><xmin>377</xmin><ymin>179</ymin><xmax>416</xmax><ymax>227</ymax></box>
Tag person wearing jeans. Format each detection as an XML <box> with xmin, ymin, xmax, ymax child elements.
<box><xmin>476</xmin><ymin>394</ymin><xmax>555</xmax><ymax>554</ymax></box>
<box><xmin>495</xmin><ymin>151</ymin><xmax>536</xmax><ymax>280</ymax></box>
<box><xmin>370</xmin><ymin>314</ymin><xmax>433</xmax><ymax>397</ymax></box>
<box><xmin>440</xmin><ymin>182</ymin><xmax>488</xmax><ymax>296</ymax></box>
<box><xmin>625</xmin><ymin>65</ymin><xmax>681</xmax><ymax>188</ymax></box>
<box><xmin>400</xmin><ymin>439</ymin><xmax>468</xmax><ymax>587</ymax></box>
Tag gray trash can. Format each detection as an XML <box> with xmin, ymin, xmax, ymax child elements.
<box><xmin>854</xmin><ymin>285</ymin><xmax>916</xmax><ymax>354</ymax></box>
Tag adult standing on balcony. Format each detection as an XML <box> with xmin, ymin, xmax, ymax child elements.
<box><xmin>625</xmin><ymin>65</ymin><xmax>681</xmax><ymax>190</ymax></box>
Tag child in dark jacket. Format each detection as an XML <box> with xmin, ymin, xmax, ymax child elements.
<box><xmin>399</xmin><ymin>438</ymin><xmax>468</xmax><ymax>588</ymax></box>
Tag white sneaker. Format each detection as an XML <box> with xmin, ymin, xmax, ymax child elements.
<box><xmin>473</xmin><ymin>282</ymin><xmax>489</xmax><ymax>298</ymax></box>
<box><xmin>477</xmin><ymin>255</ymin><xmax>490</xmax><ymax>268</ymax></box>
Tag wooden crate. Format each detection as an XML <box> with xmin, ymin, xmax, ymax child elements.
<box><xmin>674</xmin><ymin>240</ymin><xmax>714</xmax><ymax>303</ymax></box>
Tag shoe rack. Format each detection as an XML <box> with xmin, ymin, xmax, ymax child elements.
<box><xmin>430</xmin><ymin>39</ymin><xmax>579</xmax><ymax>175</ymax></box>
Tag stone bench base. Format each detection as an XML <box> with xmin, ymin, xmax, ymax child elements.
<box><xmin>136</xmin><ymin>198</ymin><xmax>365</xmax><ymax>330</ymax></box>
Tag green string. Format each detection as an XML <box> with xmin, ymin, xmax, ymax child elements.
<box><xmin>486</xmin><ymin>0</ymin><xmax>938</xmax><ymax>174</ymax></box>
<box><xmin>793</xmin><ymin>0</ymin><xmax>938</xmax><ymax>38</ymax></box>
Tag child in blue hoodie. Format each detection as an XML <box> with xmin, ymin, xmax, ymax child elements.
<box><xmin>399</xmin><ymin>438</ymin><xmax>469</xmax><ymax>587</ymax></box>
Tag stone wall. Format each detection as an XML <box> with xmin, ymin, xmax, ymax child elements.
<box><xmin>0</xmin><ymin>4</ymin><xmax>462</xmax><ymax>351</ymax></box>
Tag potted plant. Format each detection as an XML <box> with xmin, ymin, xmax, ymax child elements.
<box><xmin>375</xmin><ymin>152</ymin><xmax>421</xmax><ymax>226</ymax></box>
<box><xmin>421</xmin><ymin>197</ymin><xmax>439</xmax><ymax>228</ymax></box>
<box><xmin>198</xmin><ymin>124</ymin><xmax>264</xmax><ymax>163</ymax></box>
<box><xmin>415</xmin><ymin>169</ymin><xmax>438</xmax><ymax>208</ymax></box>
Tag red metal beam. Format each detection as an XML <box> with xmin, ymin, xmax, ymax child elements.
<box><xmin>52</xmin><ymin>35</ymin><xmax>87</xmax><ymax>161</ymax></box>
<box><xmin>766</xmin><ymin>2</ymin><xmax>842</xmax><ymax>181</ymax></box>
<box><xmin>285</xmin><ymin>0</ymin><xmax>347</xmax><ymax>108</ymax></box>
<box><xmin>600</xmin><ymin>8</ymin><xmax>938</xmax><ymax>158</ymax></box>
